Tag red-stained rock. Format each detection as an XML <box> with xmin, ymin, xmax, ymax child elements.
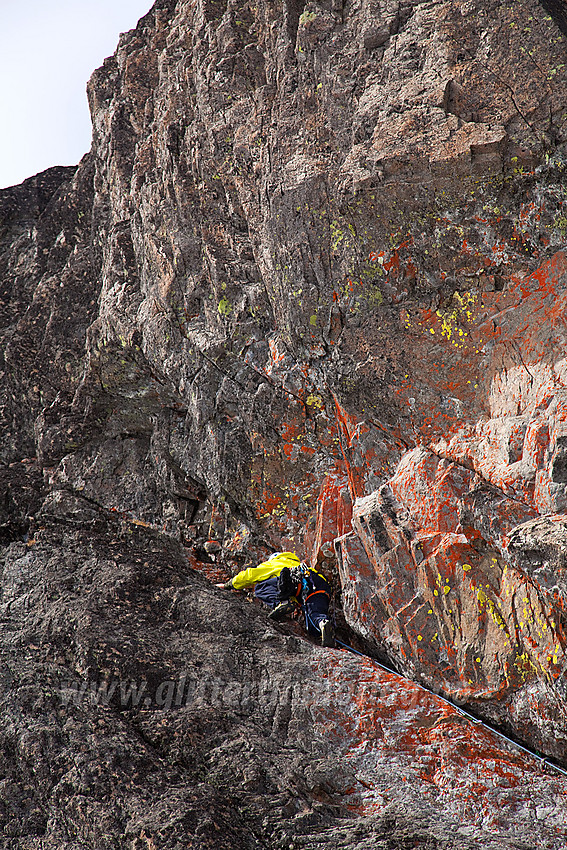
<box><xmin>308</xmin><ymin>651</ymin><xmax>567</xmax><ymax>848</ymax></box>
<box><xmin>334</xmin><ymin>378</ymin><xmax>567</xmax><ymax>755</ymax></box>
<box><xmin>331</xmin><ymin>242</ymin><xmax>567</xmax><ymax>764</ymax></box>
<box><xmin>335</xmin><ymin>531</ymin><xmax>388</xmax><ymax>651</ymax></box>
<box><xmin>388</xmin><ymin>445</ymin><xmax>538</xmax><ymax>551</ymax></box>
<box><xmin>336</xmin><ymin>246</ymin><xmax>567</xmax><ymax>756</ymax></box>
<box><xmin>308</xmin><ymin>470</ymin><xmax>353</xmax><ymax>568</ymax></box>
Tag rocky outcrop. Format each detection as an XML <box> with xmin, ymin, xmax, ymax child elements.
<box><xmin>3</xmin><ymin>0</ymin><xmax>567</xmax><ymax>846</ymax></box>
<box><xmin>334</xmin><ymin>248</ymin><xmax>567</xmax><ymax>763</ymax></box>
<box><xmin>1</xmin><ymin>501</ymin><xmax>566</xmax><ymax>848</ymax></box>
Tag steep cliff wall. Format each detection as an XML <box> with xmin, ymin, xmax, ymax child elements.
<box><xmin>3</xmin><ymin>0</ymin><xmax>567</xmax><ymax>846</ymax></box>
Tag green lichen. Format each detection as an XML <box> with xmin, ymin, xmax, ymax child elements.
<box><xmin>330</xmin><ymin>220</ymin><xmax>345</xmax><ymax>251</ymax></box>
<box><xmin>554</xmin><ymin>214</ymin><xmax>567</xmax><ymax>237</ymax></box>
<box><xmin>366</xmin><ymin>286</ymin><xmax>383</xmax><ymax>308</ymax></box>
<box><xmin>218</xmin><ymin>296</ymin><xmax>232</xmax><ymax>316</ymax></box>
<box><xmin>299</xmin><ymin>9</ymin><xmax>316</xmax><ymax>24</ymax></box>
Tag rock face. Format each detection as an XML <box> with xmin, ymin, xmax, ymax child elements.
<box><xmin>335</xmin><ymin>248</ymin><xmax>567</xmax><ymax>764</ymax></box>
<box><xmin>3</xmin><ymin>0</ymin><xmax>567</xmax><ymax>846</ymax></box>
<box><xmin>3</xmin><ymin>504</ymin><xmax>567</xmax><ymax>849</ymax></box>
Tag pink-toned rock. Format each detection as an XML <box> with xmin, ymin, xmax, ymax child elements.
<box><xmin>390</xmin><ymin>447</ymin><xmax>475</xmax><ymax>535</ymax></box>
<box><xmin>309</xmin><ymin>650</ymin><xmax>567</xmax><ymax>849</ymax></box>
<box><xmin>308</xmin><ymin>470</ymin><xmax>353</xmax><ymax>567</ymax></box>
<box><xmin>337</xmin><ymin>472</ymin><xmax>567</xmax><ymax>761</ymax></box>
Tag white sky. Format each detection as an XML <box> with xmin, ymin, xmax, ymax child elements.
<box><xmin>0</xmin><ymin>0</ymin><xmax>155</xmax><ymax>189</ymax></box>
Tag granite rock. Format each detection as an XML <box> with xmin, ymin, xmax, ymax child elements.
<box><xmin>3</xmin><ymin>0</ymin><xmax>567</xmax><ymax>845</ymax></box>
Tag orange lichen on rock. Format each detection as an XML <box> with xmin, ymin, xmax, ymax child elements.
<box><xmin>335</xmin><ymin>251</ymin><xmax>567</xmax><ymax>760</ymax></box>
<box><xmin>307</xmin><ymin>650</ymin><xmax>567</xmax><ymax>843</ymax></box>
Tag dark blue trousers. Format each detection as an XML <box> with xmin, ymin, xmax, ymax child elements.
<box><xmin>303</xmin><ymin>574</ymin><xmax>331</xmax><ymax>636</ymax></box>
<box><xmin>254</xmin><ymin>576</ymin><xmax>279</xmax><ymax>608</ymax></box>
<box><xmin>254</xmin><ymin>573</ymin><xmax>331</xmax><ymax>635</ymax></box>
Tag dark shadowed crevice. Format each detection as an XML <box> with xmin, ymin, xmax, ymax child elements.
<box><xmin>284</xmin><ymin>0</ymin><xmax>306</xmax><ymax>43</ymax></box>
<box><xmin>539</xmin><ymin>0</ymin><xmax>567</xmax><ymax>36</ymax></box>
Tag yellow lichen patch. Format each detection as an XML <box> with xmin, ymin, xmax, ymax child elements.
<box><xmin>514</xmin><ymin>651</ymin><xmax>538</xmax><ymax>682</ymax></box>
<box><xmin>435</xmin><ymin>290</ymin><xmax>478</xmax><ymax>342</ymax></box>
<box><xmin>476</xmin><ymin>587</ymin><xmax>508</xmax><ymax>632</ymax></box>
<box><xmin>306</xmin><ymin>393</ymin><xmax>324</xmax><ymax>409</ymax></box>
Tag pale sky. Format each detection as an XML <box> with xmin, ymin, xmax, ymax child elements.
<box><xmin>0</xmin><ymin>0</ymin><xmax>155</xmax><ymax>189</ymax></box>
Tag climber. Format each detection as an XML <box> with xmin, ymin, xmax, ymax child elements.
<box><xmin>216</xmin><ymin>551</ymin><xmax>334</xmax><ymax>647</ymax></box>
<box><xmin>216</xmin><ymin>550</ymin><xmax>299</xmax><ymax>611</ymax></box>
<box><xmin>276</xmin><ymin>561</ymin><xmax>335</xmax><ymax>648</ymax></box>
